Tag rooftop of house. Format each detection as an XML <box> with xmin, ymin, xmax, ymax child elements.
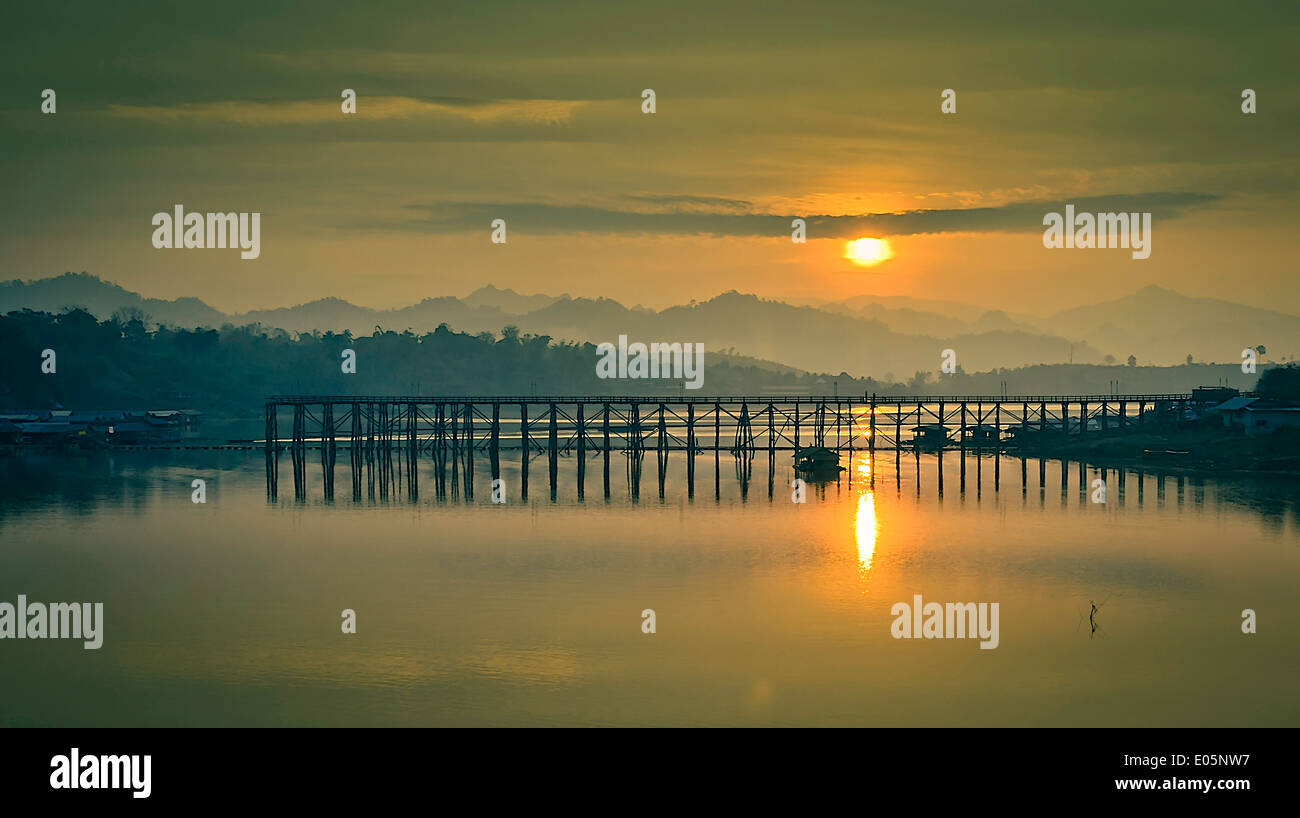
<box><xmin>1213</xmin><ymin>397</ymin><xmax>1258</xmax><ymax>412</ymax></box>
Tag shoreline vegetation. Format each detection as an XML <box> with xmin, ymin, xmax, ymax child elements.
<box><xmin>0</xmin><ymin>307</ymin><xmax>1282</xmax><ymax>413</ymax></box>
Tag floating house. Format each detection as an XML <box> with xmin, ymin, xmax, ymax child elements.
<box><xmin>0</xmin><ymin>408</ymin><xmax>200</xmax><ymax>446</ymax></box>
<box><xmin>793</xmin><ymin>446</ymin><xmax>844</xmax><ymax>475</ymax></box>
<box><xmin>1003</xmin><ymin>419</ymin><xmax>1072</xmax><ymax>442</ymax></box>
<box><xmin>962</xmin><ymin>424</ymin><xmax>1001</xmax><ymax>446</ymax></box>
<box><xmin>909</xmin><ymin>424</ymin><xmax>951</xmax><ymax>448</ymax></box>
<box><xmin>107</xmin><ymin>413</ymin><xmax>185</xmax><ymax>443</ymax></box>
<box><xmin>145</xmin><ymin>409</ymin><xmax>202</xmax><ymax>432</ymax></box>
<box><xmin>15</xmin><ymin>421</ymin><xmax>88</xmax><ymax>444</ymax></box>
<box><xmin>0</xmin><ymin>411</ymin><xmax>49</xmax><ymax>423</ymax></box>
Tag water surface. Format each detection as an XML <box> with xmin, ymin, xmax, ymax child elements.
<box><xmin>1</xmin><ymin>450</ymin><xmax>1296</xmax><ymax>726</ymax></box>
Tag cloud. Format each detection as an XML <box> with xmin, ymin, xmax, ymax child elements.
<box><xmin>391</xmin><ymin>192</ymin><xmax>1221</xmax><ymax>237</ymax></box>
<box><xmin>621</xmin><ymin>194</ymin><xmax>756</xmax><ymax>212</ymax></box>
<box><xmin>103</xmin><ymin>96</ymin><xmax>587</xmax><ymax>126</ymax></box>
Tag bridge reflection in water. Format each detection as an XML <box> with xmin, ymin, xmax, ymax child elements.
<box><xmin>266</xmin><ymin>430</ymin><xmax>1207</xmax><ymax>516</ymax></box>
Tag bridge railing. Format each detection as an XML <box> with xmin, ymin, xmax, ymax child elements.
<box><xmin>266</xmin><ymin>393</ymin><xmax>1205</xmax><ymax>404</ymax></box>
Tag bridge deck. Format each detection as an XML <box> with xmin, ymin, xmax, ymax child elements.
<box><xmin>268</xmin><ymin>393</ymin><xmax>1197</xmax><ymax>404</ymax></box>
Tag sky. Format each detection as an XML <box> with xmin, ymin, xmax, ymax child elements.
<box><xmin>1</xmin><ymin>0</ymin><xmax>1297</xmax><ymax>315</ymax></box>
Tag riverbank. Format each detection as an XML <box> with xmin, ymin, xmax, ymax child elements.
<box><xmin>1013</xmin><ymin>420</ymin><xmax>1300</xmax><ymax>474</ymax></box>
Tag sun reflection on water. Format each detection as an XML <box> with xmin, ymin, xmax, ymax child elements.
<box><xmin>854</xmin><ymin>458</ymin><xmax>878</xmax><ymax>581</ymax></box>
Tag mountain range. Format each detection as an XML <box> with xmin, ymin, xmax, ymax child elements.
<box><xmin>3</xmin><ymin>273</ymin><xmax>1296</xmax><ymax>379</ymax></box>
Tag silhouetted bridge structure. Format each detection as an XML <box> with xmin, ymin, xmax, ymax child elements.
<box><xmin>263</xmin><ymin>393</ymin><xmax>1207</xmax><ymax>500</ymax></box>
<box><xmin>265</xmin><ymin>393</ymin><xmax>1201</xmax><ymax>454</ymax></box>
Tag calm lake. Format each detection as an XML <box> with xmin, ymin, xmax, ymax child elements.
<box><xmin>1</xmin><ymin>449</ymin><xmax>1297</xmax><ymax>727</ymax></box>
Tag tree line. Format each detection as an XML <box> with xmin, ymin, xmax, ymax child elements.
<box><xmin>0</xmin><ymin>309</ymin><xmax>845</xmax><ymax>414</ymax></box>
<box><xmin>3</xmin><ymin>308</ymin><xmax>1293</xmax><ymax>416</ymax></box>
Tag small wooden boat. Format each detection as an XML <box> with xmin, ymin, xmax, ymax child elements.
<box><xmin>793</xmin><ymin>446</ymin><xmax>844</xmax><ymax>474</ymax></box>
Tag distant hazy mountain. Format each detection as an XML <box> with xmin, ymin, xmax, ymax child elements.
<box><xmin>1040</xmin><ymin>285</ymin><xmax>1300</xmax><ymax>365</ymax></box>
<box><xmin>4</xmin><ymin>273</ymin><xmax>1293</xmax><ymax>377</ymax></box>
<box><xmin>812</xmin><ymin>299</ymin><xmax>1045</xmax><ymax>339</ymax></box>
<box><xmin>504</xmin><ymin>291</ymin><xmax>1104</xmax><ymax>379</ymax></box>
<box><xmin>235</xmin><ymin>296</ymin><xmax>513</xmax><ymax>337</ymax></box>
<box><xmin>0</xmin><ymin>272</ymin><xmax>225</xmax><ymax>327</ymax></box>
<box><xmin>788</xmin><ymin>293</ymin><xmax>988</xmax><ymax>321</ymax></box>
<box><xmin>816</xmin><ymin>301</ymin><xmax>969</xmax><ymax>337</ymax></box>
<box><xmin>236</xmin><ymin>297</ymin><xmax>380</xmax><ymax>333</ymax></box>
<box><xmin>462</xmin><ymin>284</ymin><xmax>566</xmax><ymax>315</ymax></box>
<box><xmin>836</xmin><ymin>293</ymin><xmax>991</xmax><ymax>322</ymax></box>
<box><xmin>973</xmin><ymin>310</ymin><xmax>1026</xmax><ymax>332</ymax></box>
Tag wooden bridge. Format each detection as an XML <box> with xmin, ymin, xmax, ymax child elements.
<box><xmin>265</xmin><ymin>393</ymin><xmax>1200</xmax><ymax>455</ymax></box>
<box><xmin>263</xmin><ymin>393</ymin><xmax>1205</xmax><ymax>500</ymax></box>
<box><xmin>262</xmin><ymin>393</ymin><xmax>1215</xmax><ymax>502</ymax></box>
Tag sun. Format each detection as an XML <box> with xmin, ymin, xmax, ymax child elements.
<box><xmin>843</xmin><ymin>237</ymin><xmax>893</xmax><ymax>267</ymax></box>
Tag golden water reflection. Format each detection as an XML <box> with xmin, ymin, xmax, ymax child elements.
<box><xmin>854</xmin><ymin>457</ymin><xmax>878</xmax><ymax>581</ymax></box>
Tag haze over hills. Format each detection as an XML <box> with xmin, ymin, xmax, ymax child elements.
<box><xmin>461</xmin><ymin>284</ymin><xmax>567</xmax><ymax>315</ymax></box>
<box><xmin>238</xmin><ymin>295</ymin><xmax>514</xmax><ymax>340</ymax></box>
<box><xmin>816</xmin><ymin>300</ymin><xmax>1045</xmax><ymax>338</ymax></box>
<box><xmin>3</xmin><ymin>273</ymin><xmax>1296</xmax><ymax>379</ymax></box>
<box><xmin>1034</xmin><ymin>285</ymin><xmax>1300</xmax><ymax>366</ymax></box>
<box><xmin>0</xmin><ymin>272</ymin><xmax>226</xmax><ymax>328</ymax></box>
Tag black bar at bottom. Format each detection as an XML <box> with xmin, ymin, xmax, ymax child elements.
<box><xmin>0</xmin><ymin>727</ymin><xmax>1285</xmax><ymax>806</ymax></box>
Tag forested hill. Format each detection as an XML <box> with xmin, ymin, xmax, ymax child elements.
<box><xmin>0</xmin><ymin>309</ymin><xmax>1271</xmax><ymax>417</ymax></box>
<box><xmin>0</xmin><ymin>309</ymin><xmax>843</xmax><ymax>414</ymax></box>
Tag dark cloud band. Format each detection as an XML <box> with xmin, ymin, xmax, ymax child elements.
<box><xmin>396</xmin><ymin>192</ymin><xmax>1219</xmax><ymax>237</ymax></box>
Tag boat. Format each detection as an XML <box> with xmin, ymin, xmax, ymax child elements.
<box><xmin>793</xmin><ymin>446</ymin><xmax>844</xmax><ymax>475</ymax></box>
